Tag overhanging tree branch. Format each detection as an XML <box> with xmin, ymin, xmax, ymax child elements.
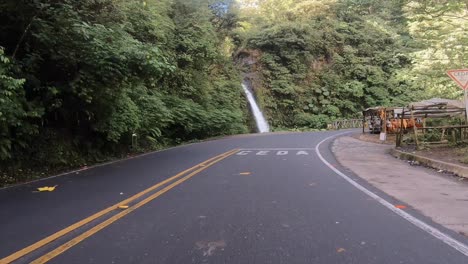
<box><xmin>12</xmin><ymin>15</ymin><xmax>37</xmax><ymax>59</ymax></box>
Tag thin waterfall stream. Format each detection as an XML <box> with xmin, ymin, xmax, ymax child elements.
<box><xmin>241</xmin><ymin>81</ymin><xmax>270</xmax><ymax>133</ymax></box>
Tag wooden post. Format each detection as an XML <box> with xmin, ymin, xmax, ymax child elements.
<box><xmin>460</xmin><ymin>119</ymin><xmax>463</xmax><ymax>141</ymax></box>
<box><xmin>410</xmin><ymin>108</ymin><xmax>420</xmax><ymax>150</ymax></box>
<box><xmin>383</xmin><ymin>109</ymin><xmax>387</xmax><ymax>134</ymax></box>
<box><xmin>362</xmin><ymin>117</ymin><xmax>365</xmax><ymax>134</ymax></box>
<box><xmin>422</xmin><ymin>117</ymin><xmax>426</xmax><ymax>135</ymax></box>
<box><xmin>464</xmin><ymin>88</ymin><xmax>468</xmax><ymax>125</ymax></box>
<box><xmin>464</xmin><ymin>106</ymin><xmax>468</xmax><ymax>140</ymax></box>
<box><xmin>397</xmin><ymin>109</ymin><xmax>405</xmax><ymax>147</ymax></box>
<box><xmin>457</xmin><ymin>119</ymin><xmax>462</xmax><ymax>142</ymax></box>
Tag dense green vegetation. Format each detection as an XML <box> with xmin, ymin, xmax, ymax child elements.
<box><xmin>233</xmin><ymin>0</ymin><xmax>466</xmax><ymax>128</ymax></box>
<box><xmin>0</xmin><ymin>0</ymin><xmax>466</xmax><ymax>184</ymax></box>
<box><xmin>0</xmin><ymin>0</ymin><xmax>248</xmax><ymax>184</ymax></box>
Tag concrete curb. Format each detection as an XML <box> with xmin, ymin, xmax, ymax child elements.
<box><xmin>390</xmin><ymin>148</ymin><xmax>468</xmax><ymax>179</ymax></box>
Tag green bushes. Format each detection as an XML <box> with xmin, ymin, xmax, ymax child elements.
<box><xmin>0</xmin><ymin>48</ymin><xmax>41</xmax><ymax>160</ymax></box>
<box><xmin>0</xmin><ymin>0</ymin><xmax>247</xmax><ymax>183</ymax></box>
<box><xmin>234</xmin><ymin>0</ymin><xmax>423</xmax><ymax>129</ymax></box>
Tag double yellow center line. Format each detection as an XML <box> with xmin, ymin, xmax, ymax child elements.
<box><xmin>1</xmin><ymin>149</ymin><xmax>239</xmax><ymax>264</ymax></box>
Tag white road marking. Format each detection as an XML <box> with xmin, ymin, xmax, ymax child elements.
<box><xmin>239</xmin><ymin>148</ymin><xmax>314</xmax><ymax>151</ymax></box>
<box><xmin>236</xmin><ymin>148</ymin><xmax>312</xmax><ymax>156</ymax></box>
<box><xmin>315</xmin><ymin>133</ymin><xmax>468</xmax><ymax>257</ymax></box>
<box><xmin>236</xmin><ymin>151</ymin><xmax>252</xmax><ymax>156</ymax></box>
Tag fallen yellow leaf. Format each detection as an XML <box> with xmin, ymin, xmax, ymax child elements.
<box><xmin>239</xmin><ymin>172</ymin><xmax>251</xmax><ymax>175</ymax></box>
<box><xmin>37</xmin><ymin>185</ymin><xmax>58</xmax><ymax>192</ymax></box>
<box><xmin>337</xmin><ymin>248</ymin><xmax>346</xmax><ymax>253</ymax></box>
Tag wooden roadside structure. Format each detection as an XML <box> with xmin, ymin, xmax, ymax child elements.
<box><xmin>362</xmin><ymin>107</ymin><xmax>383</xmax><ymax>134</ymax></box>
<box><xmin>362</xmin><ymin>107</ymin><xmax>403</xmax><ymax>135</ymax></box>
<box><xmin>396</xmin><ymin>98</ymin><xmax>467</xmax><ymax>148</ymax></box>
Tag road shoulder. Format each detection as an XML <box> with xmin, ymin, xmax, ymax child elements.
<box><xmin>333</xmin><ymin>135</ymin><xmax>468</xmax><ymax>236</ymax></box>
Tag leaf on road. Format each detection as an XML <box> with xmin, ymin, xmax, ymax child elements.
<box><xmin>337</xmin><ymin>248</ymin><xmax>346</xmax><ymax>253</ymax></box>
<box><xmin>37</xmin><ymin>185</ymin><xmax>57</xmax><ymax>192</ymax></box>
<box><xmin>239</xmin><ymin>172</ymin><xmax>251</xmax><ymax>175</ymax></box>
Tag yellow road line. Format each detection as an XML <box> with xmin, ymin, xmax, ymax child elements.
<box><xmin>0</xmin><ymin>149</ymin><xmax>238</xmax><ymax>264</ymax></box>
<box><xmin>31</xmin><ymin>149</ymin><xmax>237</xmax><ymax>264</ymax></box>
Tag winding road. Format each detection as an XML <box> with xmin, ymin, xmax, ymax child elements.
<box><xmin>1</xmin><ymin>131</ymin><xmax>468</xmax><ymax>263</ymax></box>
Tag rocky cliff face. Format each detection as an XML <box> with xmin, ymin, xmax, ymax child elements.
<box><xmin>235</xmin><ymin>49</ymin><xmax>271</xmax><ymax>131</ymax></box>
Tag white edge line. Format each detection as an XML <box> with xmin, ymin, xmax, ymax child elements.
<box><xmin>315</xmin><ymin>132</ymin><xmax>468</xmax><ymax>257</ymax></box>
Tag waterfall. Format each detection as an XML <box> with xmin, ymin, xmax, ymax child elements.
<box><xmin>241</xmin><ymin>81</ymin><xmax>270</xmax><ymax>133</ymax></box>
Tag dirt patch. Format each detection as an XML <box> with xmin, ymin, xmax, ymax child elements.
<box><xmin>352</xmin><ymin>133</ymin><xmax>396</xmax><ymax>145</ymax></box>
<box><xmin>399</xmin><ymin>146</ymin><xmax>468</xmax><ymax>168</ymax></box>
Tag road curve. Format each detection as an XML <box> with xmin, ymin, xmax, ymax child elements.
<box><xmin>1</xmin><ymin>130</ymin><xmax>467</xmax><ymax>264</ymax></box>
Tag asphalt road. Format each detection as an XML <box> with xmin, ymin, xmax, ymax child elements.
<box><xmin>1</xmin><ymin>131</ymin><xmax>468</xmax><ymax>264</ymax></box>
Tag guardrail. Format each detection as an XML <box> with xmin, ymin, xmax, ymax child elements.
<box><xmin>328</xmin><ymin>119</ymin><xmax>363</xmax><ymax>130</ymax></box>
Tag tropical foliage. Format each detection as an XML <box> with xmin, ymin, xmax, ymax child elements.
<box><xmin>0</xmin><ymin>0</ymin><xmax>247</xmax><ymax>183</ymax></box>
<box><xmin>1</xmin><ymin>0</ymin><xmax>465</xmax><ymax>184</ymax></box>
<box><xmin>233</xmin><ymin>0</ymin><xmax>465</xmax><ymax>128</ymax></box>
